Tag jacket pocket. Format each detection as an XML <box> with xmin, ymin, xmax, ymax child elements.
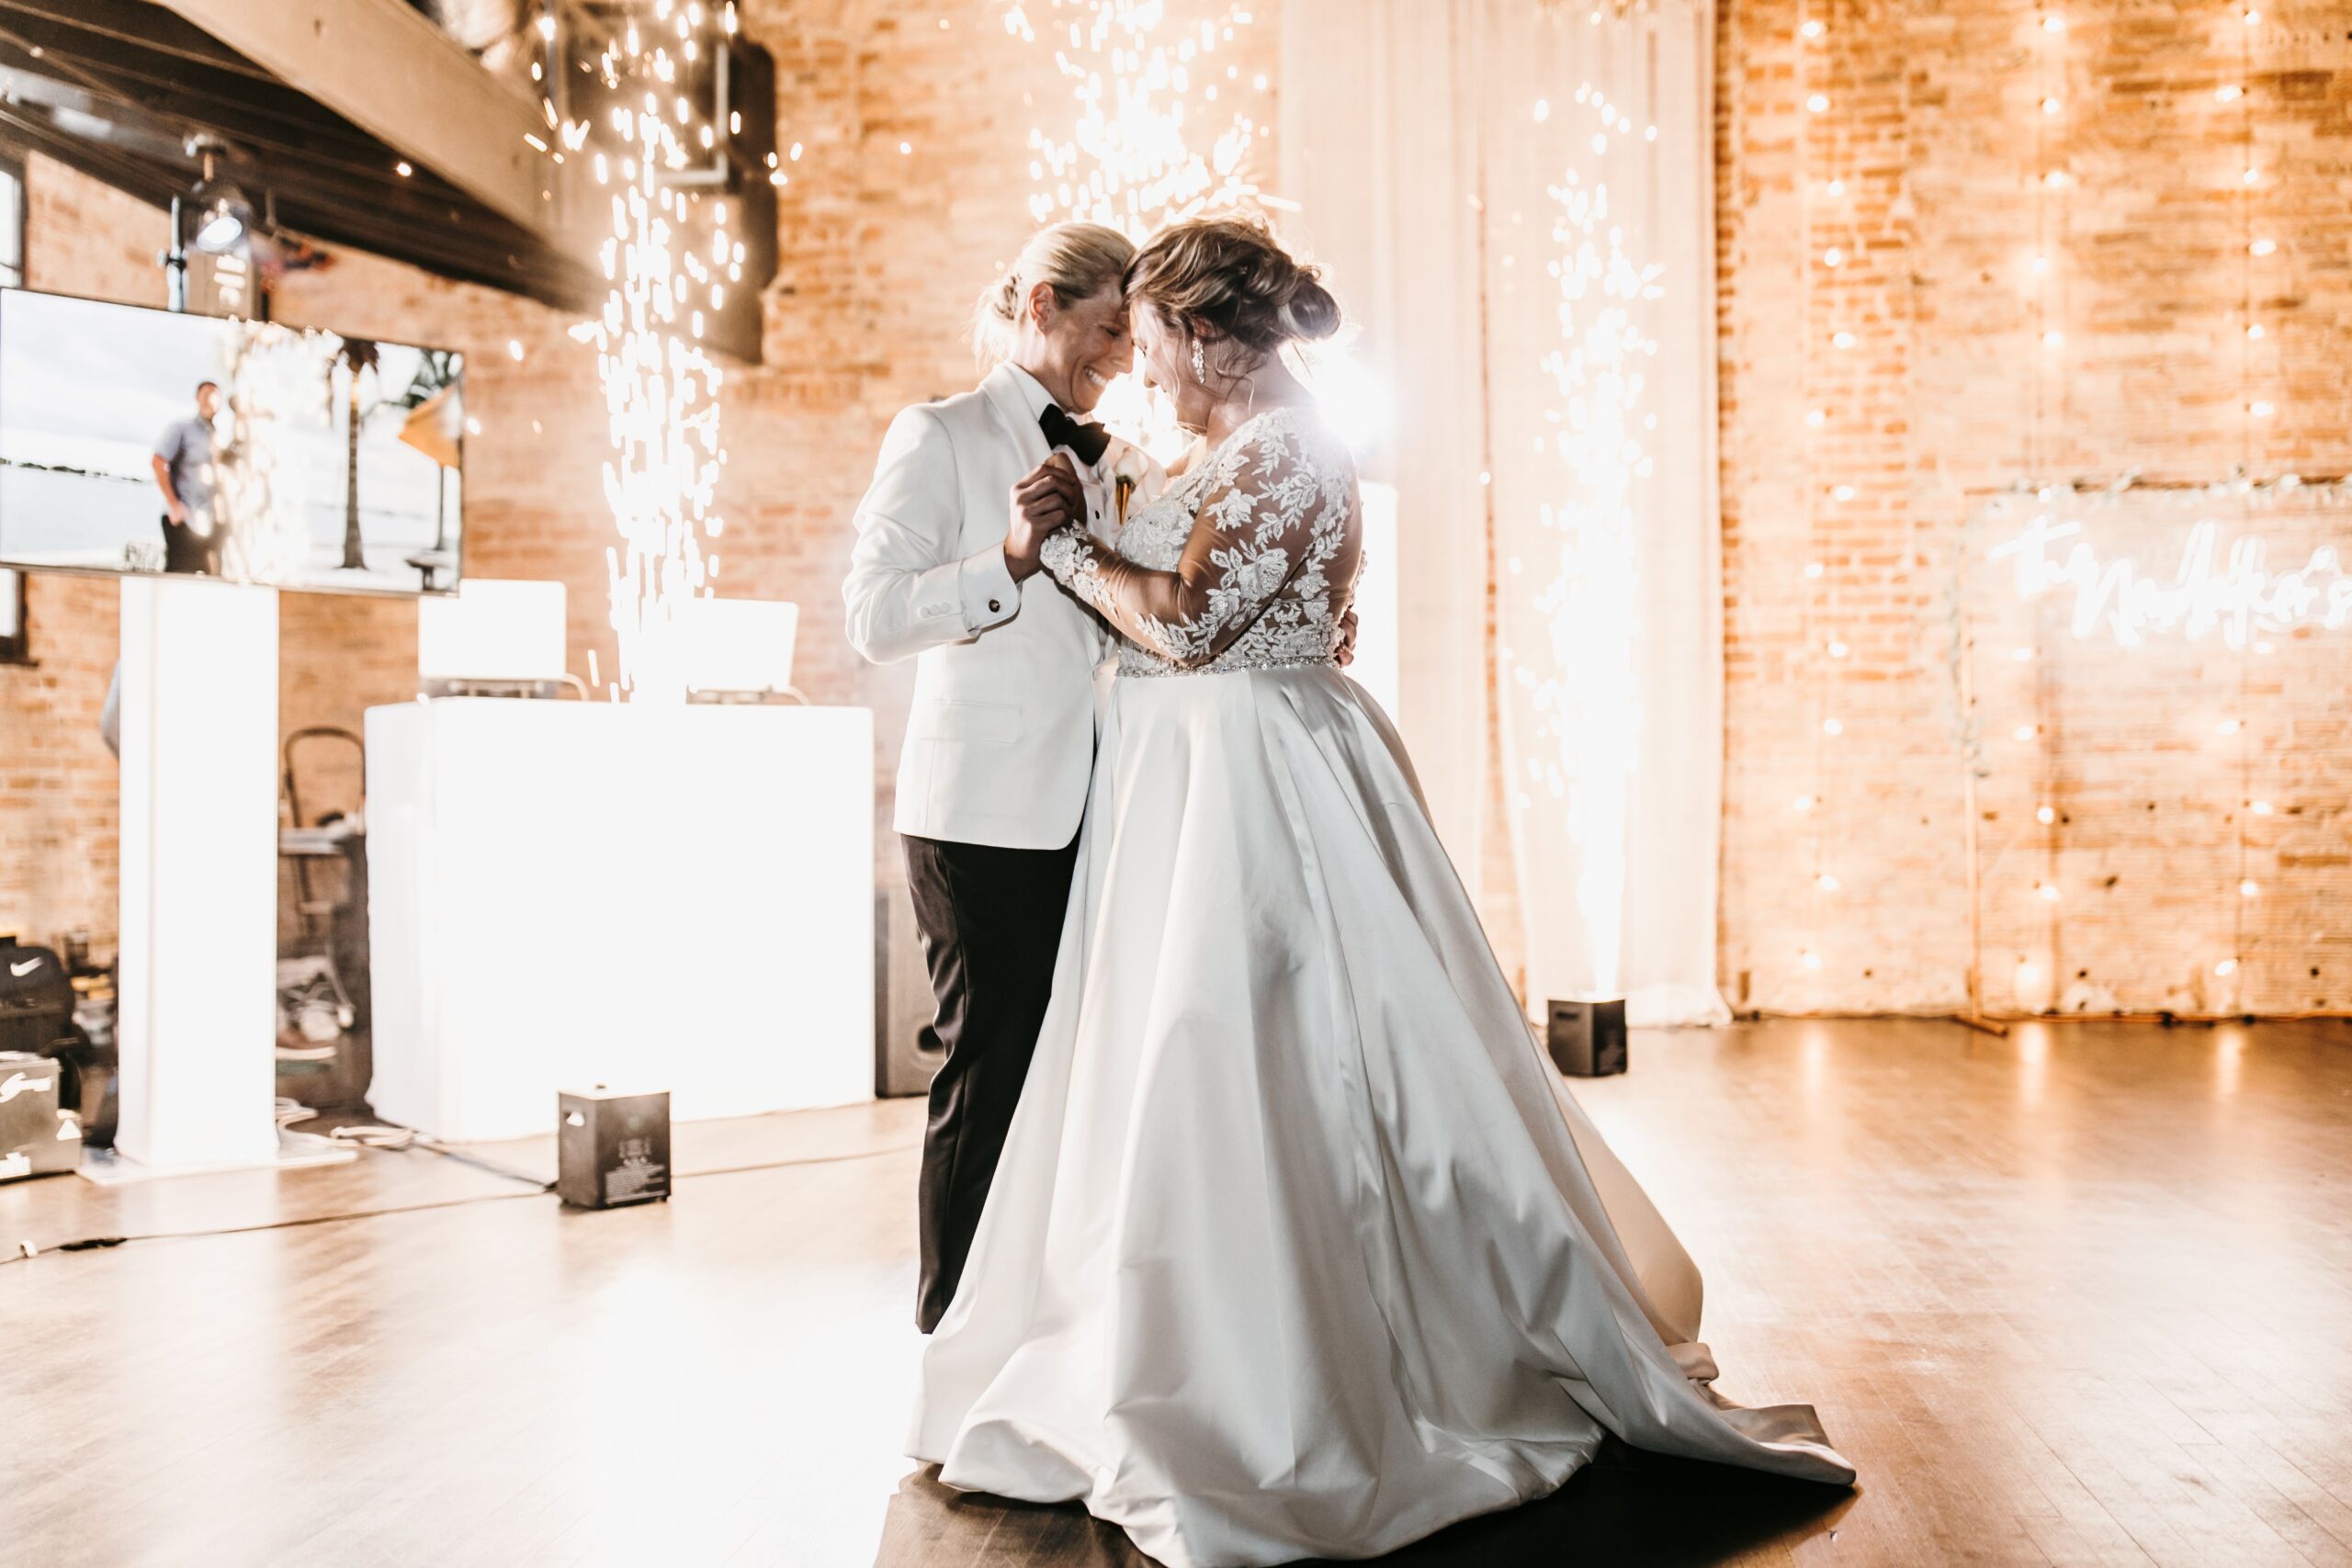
<box><xmin>910</xmin><ymin>698</ymin><xmax>1024</xmax><ymax>745</ymax></box>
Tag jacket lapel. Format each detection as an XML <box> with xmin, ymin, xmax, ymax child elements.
<box><xmin>980</xmin><ymin>363</ymin><xmax>1052</xmax><ymax>471</ymax></box>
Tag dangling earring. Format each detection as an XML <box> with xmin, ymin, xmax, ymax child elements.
<box><xmin>1191</xmin><ymin>338</ymin><xmax>1207</xmax><ymax>384</ymax></box>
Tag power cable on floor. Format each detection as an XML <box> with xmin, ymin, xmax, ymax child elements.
<box><xmin>4</xmin><ymin>1140</ymin><xmax>920</xmax><ymax>1267</ymax></box>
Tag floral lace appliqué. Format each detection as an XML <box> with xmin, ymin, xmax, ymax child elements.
<box><xmin>1041</xmin><ymin>407</ymin><xmax>1357</xmax><ymax>679</ymax></box>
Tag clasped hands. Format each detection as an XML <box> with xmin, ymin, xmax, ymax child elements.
<box><xmin>999</xmin><ymin>448</ymin><xmax>1359</xmax><ymax>667</ymax></box>
<box><xmin>1002</xmin><ymin>452</ymin><xmax>1084</xmax><ymax>583</ymax></box>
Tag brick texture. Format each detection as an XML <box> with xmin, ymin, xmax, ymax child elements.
<box><xmin>0</xmin><ymin>156</ymin><xmax>162</xmax><ymax>953</ymax></box>
<box><xmin>1715</xmin><ymin>0</ymin><xmax>2352</xmax><ymax>1014</ymax></box>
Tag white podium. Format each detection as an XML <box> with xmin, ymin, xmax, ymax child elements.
<box><xmin>109</xmin><ymin>577</ymin><xmax>285</xmax><ymax>1176</ymax></box>
<box><xmin>364</xmin><ymin>699</ymin><xmax>875</xmax><ymax>1143</ymax></box>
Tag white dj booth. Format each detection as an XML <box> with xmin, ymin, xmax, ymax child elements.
<box><xmin>362</xmin><ymin>583</ymin><xmax>875</xmax><ymax>1143</ymax></box>
<box><xmin>364</xmin><ymin>698</ymin><xmax>873</xmax><ymax>1142</ymax></box>
<box><xmin>88</xmin><ymin>570</ymin><xmax>871</xmax><ymax>1178</ymax></box>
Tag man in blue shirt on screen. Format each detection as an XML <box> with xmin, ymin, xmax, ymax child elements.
<box><xmin>151</xmin><ymin>380</ymin><xmax>220</xmax><ymax>575</ymax></box>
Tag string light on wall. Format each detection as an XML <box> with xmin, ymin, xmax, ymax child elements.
<box><xmin>1945</xmin><ymin>2</ymin><xmax>2335</xmax><ymax>1023</ymax></box>
<box><xmin>2009</xmin><ymin>0</ymin><xmax>2072</xmax><ymax>1014</ymax></box>
<box><xmin>1968</xmin><ymin>472</ymin><xmax>2350</xmax><ymax>1015</ymax></box>
<box><xmin>1951</xmin><ymin>0</ymin><xmax>2347</xmax><ymax>1021</ymax></box>
<box><xmin>2224</xmin><ymin>0</ymin><xmax>2267</xmax><ymax>1002</ymax></box>
<box><xmin>1790</xmin><ymin>0</ymin><xmax>1864</xmax><ymax>998</ymax></box>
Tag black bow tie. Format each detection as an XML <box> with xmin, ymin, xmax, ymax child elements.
<box><xmin>1040</xmin><ymin>404</ymin><xmax>1111</xmax><ymax>468</ymax></box>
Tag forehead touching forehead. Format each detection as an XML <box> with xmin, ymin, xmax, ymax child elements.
<box><xmin>1057</xmin><ymin>283</ymin><xmax>1126</xmax><ymax>331</ymax></box>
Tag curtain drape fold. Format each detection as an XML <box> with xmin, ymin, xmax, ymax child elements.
<box><xmin>1282</xmin><ymin>0</ymin><xmax>1728</xmax><ymax>1026</ymax></box>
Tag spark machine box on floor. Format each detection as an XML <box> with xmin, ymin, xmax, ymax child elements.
<box><xmin>0</xmin><ymin>1052</ymin><xmax>81</xmax><ymax>1181</ymax></box>
<box><xmin>557</xmin><ymin>1086</ymin><xmax>671</xmax><ymax>1210</ymax></box>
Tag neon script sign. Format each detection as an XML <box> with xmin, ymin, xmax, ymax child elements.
<box><xmin>1989</xmin><ymin>513</ymin><xmax>2352</xmax><ymax>649</ymax></box>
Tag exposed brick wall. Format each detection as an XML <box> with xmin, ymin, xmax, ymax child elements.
<box><xmin>1715</xmin><ymin>0</ymin><xmax>2352</xmax><ymax>1014</ymax></box>
<box><xmin>0</xmin><ymin>156</ymin><xmax>166</xmax><ymax>953</ymax></box>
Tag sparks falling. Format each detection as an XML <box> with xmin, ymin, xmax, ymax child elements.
<box><xmin>565</xmin><ymin>2</ymin><xmax>731</xmax><ymax>704</ymax></box>
<box><xmin>1510</xmin><ymin>88</ymin><xmax>1665</xmax><ymax>996</ymax></box>
<box><xmin>1010</xmin><ymin>0</ymin><xmax>1264</xmax><ymax>230</ymax></box>
<box><xmin>1008</xmin><ymin>1</ymin><xmax>1269</xmax><ymax>443</ymax></box>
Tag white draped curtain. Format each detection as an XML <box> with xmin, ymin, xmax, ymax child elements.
<box><xmin>1283</xmin><ymin>0</ymin><xmax>1728</xmax><ymax>1026</ymax></box>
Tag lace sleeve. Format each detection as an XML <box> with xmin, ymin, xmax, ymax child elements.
<box><xmin>1039</xmin><ymin>415</ymin><xmax>1330</xmax><ymax>669</ymax></box>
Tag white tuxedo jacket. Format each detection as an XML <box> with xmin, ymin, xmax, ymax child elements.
<box><xmin>844</xmin><ymin>362</ymin><xmax>1143</xmax><ymax>851</ymax></box>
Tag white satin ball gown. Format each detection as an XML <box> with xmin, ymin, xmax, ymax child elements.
<box><xmin>909</xmin><ymin>404</ymin><xmax>1853</xmax><ymax>1567</ymax></box>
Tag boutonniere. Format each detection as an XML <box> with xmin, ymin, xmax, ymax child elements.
<box><xmin>1111</xmin><ymin>444</ymin><xmax>1149</xmax><ymax>530</ymax></box>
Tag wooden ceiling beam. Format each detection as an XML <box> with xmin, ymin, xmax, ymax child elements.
<box><xmin>155</xmin><ymin>0</ymin><xmax>571</xmax><ymax>243</ymax></box>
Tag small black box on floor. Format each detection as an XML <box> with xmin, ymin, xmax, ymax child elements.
<box><xmin>0</xmin><ymin>1051</ymin><xmax>81</xmax><ymax>1180</ymax></box>
<box><xmin>1545</xmin><ymin>998</ymin><xmax>1629</xmax><ymax>1077</ymax></box>
<box><xmin>557</xmin><ymin>1086</ymin><xmax>671</xmax><ymax>1210</ymax></box>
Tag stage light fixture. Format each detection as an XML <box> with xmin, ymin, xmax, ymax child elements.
<box><xmin>184</xmin><ymin>140</ymin><xmax>255</xmax><ymax>257</ymax></box>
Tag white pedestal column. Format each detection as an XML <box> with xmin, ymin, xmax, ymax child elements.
<box><xmin>107</xmin><ymin>576</ymin><xmax>284</xmax><ymax>1176</ymax></box>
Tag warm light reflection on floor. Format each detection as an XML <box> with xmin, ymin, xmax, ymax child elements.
<box><xmin>1800</xmin><ymin>1023</ymin><xmax>1831</xmax><ymax>1108</ymax></box>
<box><xmin>2214</xmin><ymin>1024</ymin><xmax>2245</xmax><ymax>1100</ymax></box>
<box><xmin>9</xmin><ymin>1026</ymin><xmax>2350</xmax><ymax>1565</ymax></box>
<box><xmin>2015</xmin><ymin>1019</ymin><xmax>2049</xmax><ymax>1110</ymax></box>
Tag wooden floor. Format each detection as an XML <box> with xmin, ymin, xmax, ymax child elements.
<box><xmin>6</xmin><ymin>1018</ymin><xmax>2350</xmax><ymax>1567</ymax></box>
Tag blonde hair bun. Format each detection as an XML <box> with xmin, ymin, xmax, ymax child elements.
<box><xmin>971</xmin><ymin>221</ymin><xmax>1137</xmax><ymax>364</ymax></box>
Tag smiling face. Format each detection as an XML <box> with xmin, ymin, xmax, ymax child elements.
<box><xmin>1131</xmin><ymin>299</ymin><xmax>1216</xmax><ymax>434</ymax></box>
<box><xmin>1018</xmin><ymin>282</ymin><xmax>1132</xmax><ymax>415</ymax></box>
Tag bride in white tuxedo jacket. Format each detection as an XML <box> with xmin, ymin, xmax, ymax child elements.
<box><xmin>844</xmin><ymin>222</ymin><xmax>1162</xmax><ymax>1334</ymax></box>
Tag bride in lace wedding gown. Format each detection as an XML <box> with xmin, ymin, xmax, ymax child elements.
<box><xmin>910</xmin><ymin>217</ymin><xmax>1852</xmax><ymax>1568</ymax></box>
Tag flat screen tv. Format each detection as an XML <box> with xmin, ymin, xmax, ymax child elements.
<box><xmin>0</xmin><ymin>288</ymin><xmax>464</xmax><ymax>595</ymax></box>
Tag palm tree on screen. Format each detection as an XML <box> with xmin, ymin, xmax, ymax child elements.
<box><xmin>329</xmin><ymin>337</ymin><xmax>380</xmax><ymax>570</ymax></box>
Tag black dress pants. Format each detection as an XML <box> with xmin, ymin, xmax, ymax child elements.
<box><xmin>904</xmin><ymin>830</ymin><xmax>1080</xmax><ymax>1333</ymax></box>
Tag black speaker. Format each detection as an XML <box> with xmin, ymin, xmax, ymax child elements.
<box><xmin>557</xmin><ymin>1086</ymin><xmax>671</xmax><ymax>1209</ymax></box>
<box><xmin>1545</xmin><ymin>998</ymin><xmax>1628</xmax><ymax>1077</ymax></box>
<box><xmin>876</xmin><ymin>885</ymin><xmax>945</xmax><ymax>1099</ymax></box>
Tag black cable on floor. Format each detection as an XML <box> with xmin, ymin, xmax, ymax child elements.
<box><xmin>4</xmin><ymin>1142</ymin><xmax>920</xmax><ymax>1267</ymax></box>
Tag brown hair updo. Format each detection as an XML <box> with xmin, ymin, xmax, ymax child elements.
<box><xmin>1125</xmin><ymin>212</ymin><xmax>1341</xmax><ymax>355</ymax></box>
